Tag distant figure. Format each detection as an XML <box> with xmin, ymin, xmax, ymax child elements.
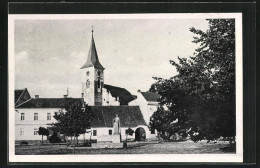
<box><xmin>113</xmin><ymin>115</ymin><xmax>120</xmax><ymax>134</ymax></box>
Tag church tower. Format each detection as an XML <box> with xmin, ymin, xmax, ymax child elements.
<box><xmin>81</xmin><ymin>28</ymin><xmax>104</xmax><ymax>106</ymax></box>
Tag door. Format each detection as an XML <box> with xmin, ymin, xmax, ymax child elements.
<box><xmin>135</xmin><ymin>127</ymin><xmax>146</xmax><ymax>141</ymax></box>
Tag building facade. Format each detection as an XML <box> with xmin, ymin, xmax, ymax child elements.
<box><xmin>15</xmin><ymin>97</ymin><xmax>83</xmax><ymax>140</ymax></box>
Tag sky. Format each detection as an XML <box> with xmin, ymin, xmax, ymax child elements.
<box><xmin>15</xmin><ymin>18</ymin><xmax>209</xmax><ymax>98</ymax></box>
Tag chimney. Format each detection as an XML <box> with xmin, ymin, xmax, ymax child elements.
<box><xmin>81</xmin><ymin>93</ymin><xmax>84</xmax><ymax>98</ymax></box>
<box><xmin>64</xmin><ymin>95</ymin><xmax>68</xmax><ymax>98</ymax></box>
<box><xmin>35</xmin><ymin>95</ymin><xmax>39</xmax><ymax>99</ymax></box>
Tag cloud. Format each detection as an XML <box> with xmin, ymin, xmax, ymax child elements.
<box><xmin>126</xmin><ymin>56</ymin><xmax>134</xmax><ymax>63</ymax></box>
<box><xmin>48</xmin><ymin>57</ymin><xmax>59</xmax><ymax>61</ymax></box>
<box><xmin>15</xmin><ymin>51</ymin><xmax>29</xmax><ymax>62</ymax></box>
<box><xmin>14</xmin><ymin>19</ymin><xmax>209</xmax><ymax>98</ymax></box>
<box><xmin>70</xmin><ymin>51</ymin><xmax>86</xmax><ymax>58</ymax></box>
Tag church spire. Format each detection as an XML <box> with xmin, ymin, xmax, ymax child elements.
<box><xmin>80</xmin><ymin>27</ymin><xmax>104</xmax><ymax>70</ymax></box>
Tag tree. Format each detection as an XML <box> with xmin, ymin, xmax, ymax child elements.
<box><xmin>38</xmin><ymin>127</ymin><xmax>49</xmax><ymax>144</ymax></box>
<box><xmin>150</xmin><ymin>19</ymin><xmax>235</xmax><ymax>143</ymax></box>
<box><xmin>53</xmin><ymin>101</ymin><xmax>93</xmax><ymax>154</ymax></box>
<box><xmin>149</xmin><ymin>78</ymin><xmax>191</xmax><ymax>140</ymax></box>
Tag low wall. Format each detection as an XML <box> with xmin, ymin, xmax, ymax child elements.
<box><xmin>97</xmin><ymin>134</ymin><xmax>121</xmax><ymax>143</ymax></box>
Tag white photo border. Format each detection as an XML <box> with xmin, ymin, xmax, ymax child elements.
<box><xmin>8</xmin><ymin>13</ymin><xmax>243</xmax><ymax>163</ymax></box>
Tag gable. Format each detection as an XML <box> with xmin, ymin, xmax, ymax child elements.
<box><xmin>15</xmin><ymin>88</ymin><xmax>31</xmax><ymax>106</ymax></box>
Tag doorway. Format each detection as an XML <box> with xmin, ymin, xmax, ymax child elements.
<box><xmin>135</xmin><ymin>127</ymin><xmax>146</xmax><ymax>141</ymax></box>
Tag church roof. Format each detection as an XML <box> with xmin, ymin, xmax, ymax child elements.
<box><xmin>104</xmin><ymin>84</ymin><xmax>135</xmax><ymax>105</ymax></box>
<box><xmin>15</xmin><ymin>98</ymin><xmax>83</xmax><ymax>108</ymax></box>
<box><xmin>89</xmin><ymin>106</ymin><xmax>147</xmax><ymax>128</ymax></box>
<box><xmin>141</xmin><ymin>92</ymin><xmax>161</xmax><ymax>102</ymax></box>
<box><xmin>80</xmin><ymin>33</ymin><xmax>104</xmax><ymax>70</ymax></box>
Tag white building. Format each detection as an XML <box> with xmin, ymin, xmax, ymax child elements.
<box><xmin>15</xmin><ymin>96</ymin><xmax>151</xmax><ymax>141</ymax></box>
<box><xmin>129</xmin><ymin>91</ymin><xmax>161</xmax><ymax>125</ymax></box>
<box><xmin>15</xmin><ymin>97</ymin><xmax>82</xmax><ymax>141</ymax></box>
<box><xmin>129</xmin><ymin>91</ymin><xmax>161</xmax><ymax>139</ymax></box>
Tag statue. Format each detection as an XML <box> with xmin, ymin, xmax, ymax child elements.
<box><xmin>113</xmin><ymin>115</ymin><xmax>120</xmax><ymax>134</ymax></box>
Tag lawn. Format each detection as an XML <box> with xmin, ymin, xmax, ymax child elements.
<box><xmin>15</xmin><ymin>140</ymin><xmax>235</xmax><ymax>155</ymax></box>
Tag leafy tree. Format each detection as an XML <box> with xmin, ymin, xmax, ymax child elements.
<box><xmin>53</xmin><ymin>101</ymin><xmax>93</xmax><ymax>154</ymax></box>
<box><xmin>150</xmin><ymin>19</ymin><xmax>235</xmax><ymax>143</ymax></box>
<box><xmin>38</xmin><ymin>127</ymin><xmax>49</xmax><ymax>144</ymax></box>
<box><xmin>149</xmin><ymin>83</ymin><xmax>191</xmax><ymax>140</ymax></box>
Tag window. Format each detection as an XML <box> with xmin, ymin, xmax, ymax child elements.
<box><xmin>86</xmin><ymin>80</ymin><xmax>90</xmax><ymax>88</ymax></box>
<box><xmin>97</xmin><ymin>79</ymin><xmax>101</xmax><ymax>89</ymax></box>
<box><xmin>21</xmin><ymin>113</ymin><xmax>25</xmax><ymax>120</ymax></box>
<box><xmin>109</xmin><ymin>129</ymin><xmax>112</xmax><ymax>135</ymax></box>
<box><xmin>34</xmin><ymin>128</ymin><xmax>38</xmax><ymax>135</ymax></box>
<box><xmin>125</xmin><ymin>129</ymin><xmax>128</xmax><ymax>134</ymax></box>
<box><xmin>97</xmin><ymin>70</ymin><xmax>101</xmax><ymax>77</ymax></box>
<box><xmin>20</xmin><ymin>128</ymin><xmax>24</xmax><ymax>136</ymax></box>
<box><xmin>151</xmin><ymin>129</ymin><xmax>155</xmax><ymax>134</ymax></box>
<box><xmin>34</xmin><ymin>113</ymin><xmax>38</xmax><ymax>120</ymax></box>
<box><xmin>47</xmin><ymin>113</ymin><xmax>51</xmax><ymax>120</ymax></box>
<box><xmin>93</xmin><ymin>130</ymin><xmax>97</xmax><ymax>136</ymax></box>
<box><xmin>86</xmin><ymin>71</ymin><xmax>90</xmax><ymax>76</ymax></box>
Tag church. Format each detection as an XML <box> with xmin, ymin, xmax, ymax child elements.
<box><xmin>15</xmin><ymin>29</ymin><xmax>160</xmax><ymax>142</ymax></box>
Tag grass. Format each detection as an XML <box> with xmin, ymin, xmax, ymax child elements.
<box><xmin>15</xmin><ymin>140</ymin><xmax>235</xmax><ymax>155</ymax></box>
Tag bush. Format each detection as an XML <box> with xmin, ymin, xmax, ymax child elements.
<box><xmin>91</xmin><ymin>139</ymin><xmax>97</xmax><ymax>143</ymax></box>
<box><xmin>49</xmin><ymin>133</ymin><xmax>61</xmax><ymax>143</ymax></box>
<box><xmin>83</xmin><ymin>141</ymin><xmax>92</xmax><ymax>147</ymax></box>
<box><xmin>20</xmin><ymin>141</ymin><xmax>28</xmax><ymax>145</ymax></box>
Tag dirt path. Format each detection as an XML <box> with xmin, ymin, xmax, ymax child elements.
<box><xmin>15</xmin><ymin>140</ymin><xmax>235</xmax><ymax>155</ymax></box>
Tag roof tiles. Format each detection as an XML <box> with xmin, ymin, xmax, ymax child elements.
<box><xmin>89</xmin><ymin>106</ymin><xmax>146</xmax><ymax>128</ymax></box>
<box><xmin>16</xmin><ymin>98</ymin><xmax>83</xmax><ymax>108</ymax></box>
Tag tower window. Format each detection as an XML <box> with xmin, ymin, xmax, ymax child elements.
<box><xmin>86</xmin><ymin>80</ymin><xmax>90</xmax><ymax>88</ymax></box>
<box><xmin>97</xmin><ymin>79</ymin><xmax>100</xmax><ymax>89</ymax></box>
<box><xmin>97</xmin><ymin>70</ymin><xmax>101</xmax><ymax>77</ymax></box>
<box><xmin>109</xmin><ymin>129</ymin><xmax>112</xmax><ymax>135</ymax></box>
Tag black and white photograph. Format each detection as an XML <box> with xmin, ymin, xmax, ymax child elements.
<box><xmin>8</xmin><ymin>13</ymin><xmax>243</xmax><ymax>162</ymax></box>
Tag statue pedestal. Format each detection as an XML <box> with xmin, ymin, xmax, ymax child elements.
<box><xmin>111</xmin><ymin>134</ymin><xmax>121</xmax><ymax>143</ymax></box>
